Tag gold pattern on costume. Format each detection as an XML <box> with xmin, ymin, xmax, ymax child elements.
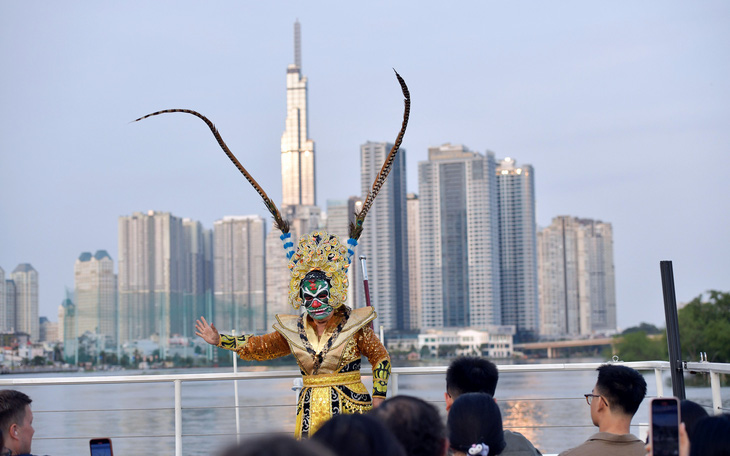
<box><xmin>288</xmin><ymin>232</ymin><xmax>350</xmax><ymax>309</ymax></box>
<box><xmin>372</xmin><ymin>359</ymin><xmax>391</xmax><ymax>397</ymax></box>
<box><xmin>338</xmin><ymin>338</ymin><xmax>359</xmax><ymax>370</ymax></box>
<box><xmin>303</xmin><ymin>371</ymin><xmax>361</xmax><ymax>388</ymax></box>
<box><xmin>218</xmin><ymin>333</ymin><xmax>250</xmax><ymax>350</ymax></box>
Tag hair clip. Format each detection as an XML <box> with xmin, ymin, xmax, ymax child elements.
<box><xmin>468</xmin><ymin>443</ymin><xmax>489</xmax><ymax>456</ymax></box>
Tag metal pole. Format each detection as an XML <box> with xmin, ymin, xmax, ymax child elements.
<box><xmin>174</xmin><ymin>379</ymin><xmax>182</xmax><ymax>456</ymax></box>
<box><xmin>232</xmin><ymin>330</ymin><xmax>241</xmax><ymax>443</ymax></box>
<box><xmin>660</xmin><ymin>261</ymin><xmax>686</xmax><ymax>399</ymax></box>
<box><xmin>360</xmin><ymin>255</ymin><xmax>374</xmax><ymax>329</ymax></box>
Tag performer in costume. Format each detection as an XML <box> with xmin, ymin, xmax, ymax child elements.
<box><xmin>196</xmin><ymin>231</ymin><xmax>391</xmax><ymax>437</ymax></box>
<box><xmin>135</xmin><ymin>71</ymin><xmax>410</xmax><ymax>438</ymax></box>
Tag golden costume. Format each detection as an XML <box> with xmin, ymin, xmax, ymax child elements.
<box><xmin>137</xmin><ymin>71</ymin><xmax>409</xmax><ymax>438</ymax></box>
<box><xmin>218</xmin><ymin>305</ymin><xmax>390</xmax><ymax>437</ymax></box>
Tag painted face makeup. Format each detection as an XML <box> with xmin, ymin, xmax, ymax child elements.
<box><xmin>302</xmin><ymin>278</ymin><xmax>334</xmax><ymax>321</ymax></box>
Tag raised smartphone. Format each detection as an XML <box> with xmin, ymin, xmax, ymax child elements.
<box><xmin>90</xmin><ymin>438</ymin><xmax>113</xmax><ymax>456</ymax></box>
<box><xmin>650</xmin><ymin>397</ymin><xmax>680</xmax><ymax>456</ymax></box>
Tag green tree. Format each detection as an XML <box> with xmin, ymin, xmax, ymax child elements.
<box><xmin>613</xmin><ymin>331</ymin><xmax>668</xmax><ymax>361</ymax></box>
<box><xmin>678</xmin><ymin>290</ymin><xmax>730</xmax><ymax>362</ymax></box>
<box><xmin>622</xmin><ymin>322</ymin><xmax>662</xmax><ymax>335</ymax></box>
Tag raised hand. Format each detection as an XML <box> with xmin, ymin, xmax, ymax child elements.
<box><xmin>195</xmin><ymin>316</ymin><xmax>220</xmax><ymax>346</ymax></box>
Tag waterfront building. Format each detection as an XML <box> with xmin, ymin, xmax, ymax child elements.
<box><xmin>417</xmin><ymin>326</ymin><xmax>515</xmax><ymax>358</ymax></box>
<box><xmin>213</xmin><ymin>216</ymin><xmax>266</xmax><ymax>334</ymax></box>
<box><xmin>39</xmin><ymin>316</ymin><xmax>59</xmax><ymax>343</ymax></box>
<box><xmin>0</xmin><ymin>267</ymin><xmax>7</xmax><ymax>332</ymax></box>
<box><xmin>406</xmin><ymin>193</ymin><xmax>421</xmax><ymax>330</ymax></box>
<box><xmin>537</xmin><ymin>216</ymin><xmax>617</xmax><ymax>337</ymax></box>
<box><xmin>183</xmin><ymin>219</ymin><xmax>214</xmax><ymax>335</ymax></box>
<box><xmin>59</xmin><ymin>298</ymin><xmax>76</xmax><ymax>361</ymax></box>
<box><xmin>359</xmin><ymin>141</ymin><xmax>409</xmax><ymax>331</ymax></box>
<box><xmin>496</xmin><ymin>157</ymin><xmax>539</xmax><ymax>341</ymax></box>
<box><xmin>11</xmin><ymin>263</ymin><xmax>39</xmax><ymax>341</ymax></box>
<box><xmin>74</xmin><ymin>250</ymin><xmax>118</xmax><ymax>345</ymax></box>
<box><xmin>118</xmin><ymin>211</ymin><xmax>189</xmax><ymax>352</ymax></box>
<box><xmin>418</xmin><ymin>144</ymin><xmax>501</xmax><ymax>330</ymax></box>
<box><xmin>326</xmin><ymin>197</ymin><xmax>363</xmax><ymax>309</ymax></box>
<box><xmin>3</xmin><ymin>278</ymin><xmax>15</xmax><ymax>334</ymax></box>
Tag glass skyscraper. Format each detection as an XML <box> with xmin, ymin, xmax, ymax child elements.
<box><xmin>418</xmin><ymin>144</ymin><xmax>501</xmax><ymax>330</ymax></box>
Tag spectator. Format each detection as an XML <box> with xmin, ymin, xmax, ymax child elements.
<box><xmin>559</xmin><ymin>364</ymin><xmax>647</xmax><ymax>456</ymax></box>
<box><xmin>448</xmin><ymin>393</ymin><xmax>506</xmax><ymax>456</ymax></box>
<box><xmin>679</xmin><ymin>399</ymin><xmax>708</xmax><ymax>441</ymax></box>
<box><xmin>369</xmin><ymin>395</ymin><xmax>447</xmax><ymax>456</ymax></box>
<box><xmin>687</xmin><ymin>413</ymin><xmax>730</xmax><ymax>456</ymax></box>
<box><xmin>0</xmin><ymin>390</ymin><xmax>35</xmax><ymax>456</ymax></box>
<box><xmin>218</xmin><ymin>434</ymin><xmax>334</xmax><ymax>456</ymax></box>
<box><xmin>312</xmin><ymin>413</ymin><xmax>406</xmax><ymax>456</ymax></box>
<box><xmin>445</xmin><ymin>356</ymin><xmax>541</xmax><ymax>455</ymax></box>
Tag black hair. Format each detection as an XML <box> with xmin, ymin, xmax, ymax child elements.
<box><xmin>369</xmin><ymin>396</ymin><xmax>446</xmax><ymax>456</ymax></box>
<box><xmin>448</xmin><ymin>393</ymin><xmax>505</xmax><ymax>455</ymax></box>
<box><xmin>312</xmin><ymin>413</ymin><xmax>406</xmax><ymax>456</ymax></box>
<box><xmin>446</xmin><ymin>356</ymin><xmax>499</xmax><ymax>398</ymax></box>
<box><xmin>689</xmin><ymin>414</ymin><xmax>730</xmax><ymax>456</ymax></box>
<box><xmin>219</xmin><ymin>434</ymin><xmax>334</xmax><ymax>456</ymax></box>
<box><xmin>680</xmin><ymin>399</ymin><xmax>709</xmax><ymax>440</ymax></box>
<box><xmin>595</xmin><ymin>364</ymin><xmax>646</xmax><ymax>416</ymax></box>
<box><xmin>0</xmin><ymin>390</ymin><xmax>32</xmax><ymax>437</ymax></box>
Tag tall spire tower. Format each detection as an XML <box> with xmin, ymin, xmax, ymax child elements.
<box><xmin>281</xmin><ymin>20</ymin><xmax>316</xmax><ymax>207</ymax></box>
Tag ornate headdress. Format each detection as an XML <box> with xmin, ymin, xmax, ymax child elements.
<box><xmin>135</xmin><ymin>71</ymin><xmax>410</xmax><ymax>310</ymax></box>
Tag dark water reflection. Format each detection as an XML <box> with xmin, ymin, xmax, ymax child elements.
<box><xmin>9</xmin><ymin>359</ymin><xmax>728</xmax><ymax>455</ymax></box>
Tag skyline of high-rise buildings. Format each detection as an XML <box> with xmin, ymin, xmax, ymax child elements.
<box><xmin>3</xmin><ymin>21</ymin><xmax>621</xmax><ymax>347</ymax></box>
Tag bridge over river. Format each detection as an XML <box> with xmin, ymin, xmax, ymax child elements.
<box><xmin>515</xmin><ymin>337</ymin><xmax>616</xmax><ymax>358</ymax></box>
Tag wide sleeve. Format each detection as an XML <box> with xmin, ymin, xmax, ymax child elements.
<box><xmin>217</xmin><ymin>331</ymin><xmax>292</xmax><ymax>361</ymax></box>
<box><xmin>356</xmin><ymin>325</ymin><xmax>391</xmax><ymax>398</ymax></box>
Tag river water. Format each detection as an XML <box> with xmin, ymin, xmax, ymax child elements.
<box><xmin>7</xmin><ymin>358</ymin><xmax>728</xmax><ymax>455</ymax></box>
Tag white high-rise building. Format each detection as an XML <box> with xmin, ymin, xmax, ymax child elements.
<box><xmin>281</xmin><ymin>20</ymin><xmax>315</xmax><ymax>207</ymax></box>
<box><xmin>74</xmin><ymin>250</ymin><xmax>117</xmax><ymax>344</ymax></box>
<box><xmin>118</xmin><ymin>211</ymin><xmax>187</xmax><ymax>349</ymax></box>
<box><xmin>183</xmin><ymin>219</ymin><xmax>214</xmax><ymax>336</ymax></box>
<box><xmin>496</xmin><ymin>157</ymin><xmax>538</xmax><ymax>340</ymax></box>
<box><xmin>418</xmin><ymin>144</ymin><xmax>501</xmax><ymax>330</ymax></box>
<box><xmin>214</xmin><ymin>216</ymin><xmax>266</xmax><ymax>334</ymax></box>
<box><xmin>537</xmin><ymin>216</ymin><xmax>617</xmax><ymax>337</ymax></box>
<box><xmin>266</xmin><ymin>21</ymin><xmax>323</xmax><ymax>323</ymax></box>
<box><xmin>406</xmin><ymin>193</ymin><xmax>421</xmax><ymax>331</ymax></box>
<box><xmin>359</xmin><ymin>141</ymin><xmax>409</xmax><ymax>331</ymax></box>
<box><xmin>11</xmin><ymin>263</ymin><xmax>39</xmax><ymax>341</ymax></box>
<box><xmin>326</xmin><ymin>198</ymin><xmax>363</xmax><ymax>309</ymax></box>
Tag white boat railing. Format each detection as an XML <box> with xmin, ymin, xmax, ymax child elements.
<box><xmin>0</xmin><ymin>360</ymin><xmax>726</xmax><ymax>456</ymax></box>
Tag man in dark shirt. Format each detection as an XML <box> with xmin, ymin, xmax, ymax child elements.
<box><xmin>445</xmin><ymin>357</ymin><xmax>541</xmax><ymax>456</ymax></box>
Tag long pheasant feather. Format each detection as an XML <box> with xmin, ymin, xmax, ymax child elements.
<box><xmin>133</xmin><ymin>109</ymin><xmax>290</xmax><ymax>233</ymax></box>
<box><xmin>349</xmin><ymin>71</ymin><xmax>411</xmax><ymax>240</ymax></box>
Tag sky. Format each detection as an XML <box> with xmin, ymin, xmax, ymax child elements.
<box><xmin>1</xmin><ymin>1</ymin><xmax>728</xmax><ymax>330</ymax></box>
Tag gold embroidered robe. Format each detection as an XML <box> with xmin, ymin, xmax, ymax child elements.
<box><xmin>217</xmin><ymin>306</ymin><xmax>391</xmax><ymax>438</ymax></box>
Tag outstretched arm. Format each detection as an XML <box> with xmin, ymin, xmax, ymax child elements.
<box><xmin>195</xmin><ymin>316</ymin><xmax>291</xmax><ymax>361</ymax></box>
